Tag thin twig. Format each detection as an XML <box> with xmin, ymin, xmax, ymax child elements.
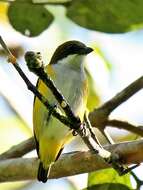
<box><xmin>100</xmin><ymin>76</ymin><xmax>143</xmax><ymax>114</ymax></box>
<box><xmin>89</xmin><ymin>76</ymin><xmax>143</xmax><ymax>130</ymax></box>
<box><xmin>13</xmin><ymin>63</ymin><xmax>72</xmax><ymax>127</ymax></box>
<box><xmin>107</xmin><ymin>119</ymin><xmax>143</xmax><ymax>137</ymax></box>
<box><xmin>130</xmin><ymin>171</ymin><xmax>143</xmax><ymax>189</ymax></box>
<box><xmin>25</xmin><ymin>51</ymin><xmax>81</xmax><ymax>126</ymax></box>
<box><xmin>0</xmin><ymin>36</ymin><xmax>71</xmax><ymax>128</ymax></box>
<box><xmin>101</xmin><ymin>128</ymin><xmax>115</xmax><ymax>144</ymax></box>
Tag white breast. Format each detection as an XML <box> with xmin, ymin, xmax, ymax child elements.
<box><xmin>53</xmin><ymin>54</ymin><xmax>87</xmax><ymax>114</ymax></box>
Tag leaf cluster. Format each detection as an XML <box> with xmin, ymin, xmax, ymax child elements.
<box><xmin>6</xmin><ymin>0</ymin><xmax>143</xmax><ymax>36</ymax></box>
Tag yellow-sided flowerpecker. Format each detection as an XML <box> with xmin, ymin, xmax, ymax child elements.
<box><xmin>33</xmin><ymin>40</ymin><xmax>93</xmax><ymax>182</ymax></box>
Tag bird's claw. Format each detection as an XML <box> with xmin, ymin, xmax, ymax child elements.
<box><xmin>72</xmin><ymin>122</ymin><xmax>88</xmax><ymax>137</ymax></box>
<box><xmin>110</xmin><ymin>154</ymin><xmax>140</xmax><ymax>176</ymax></box>
<box><xmin>117</xmin><ymin>164</ymin><xmax>140</xmax><ymax>176</ymax></box>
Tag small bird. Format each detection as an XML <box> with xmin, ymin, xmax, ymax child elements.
<box><xmin>33</xmin><ymin>40</ymin><xmax>93</xmax><ymax>183</ymax></box>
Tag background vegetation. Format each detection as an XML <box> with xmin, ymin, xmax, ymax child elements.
<box><xmin>0</xmin><ymin>0</ymin><xmax>143</xmax><ymax>189</ymax></box>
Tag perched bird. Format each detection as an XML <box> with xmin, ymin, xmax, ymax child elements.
<box><xmin>33</xmin><ymin>40</ymin><xmax>93</xmax><ymax>183</ymax></box>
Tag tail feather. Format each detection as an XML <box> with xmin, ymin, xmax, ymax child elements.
<box><xmin>38</xmin><ymin>162</ymin><xmax>49</xmax><ymax>183</ymax></box>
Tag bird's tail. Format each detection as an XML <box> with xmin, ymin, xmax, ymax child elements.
<box><xmin>37</xmin><ymin>162</ymin><xmax>50</xmax><ymax>183</ymax></box>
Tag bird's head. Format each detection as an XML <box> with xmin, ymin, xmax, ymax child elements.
<box><xmin>49</xmin><ymin>40</ymin><xmax>93</xmax><ymax>66</ymax></box>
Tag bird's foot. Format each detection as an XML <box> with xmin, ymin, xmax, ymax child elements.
<box><xmin>110</xmin><ymin>153</ymin><xmax>140</xmax><ymax>175</ymax></box>
<box><xmin>72</xmin><ymin>122</ymin><xmax>88</xmax><ymax>137</ymax></box>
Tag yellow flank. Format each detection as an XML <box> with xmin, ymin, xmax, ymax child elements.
<box><xmin>33</xmin><ymin>65</ymin><xmax>56</xmax><ymax>139</ymax></box>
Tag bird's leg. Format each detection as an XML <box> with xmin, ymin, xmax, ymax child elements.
<box><xmin>100</xmin><ymin>128</ymin><xmax>115</xmax><ymax>144</ymax></box>
<box><xmin>100</xmin><ymin>128</ymin><xmax>140</xmax><ymax>175</ymax></box>
<box><xmin>110</xmin><ymin>154</ymin><xmax>140</xmax><ymax>176</ymax></box>
<box><xmin>72</xmin><ymin>122</ymin><xmax>87</xmax><ymax>137</ymax></box>
<box><xmin>100</xmin><ymin>129</ymin><xmax>140</xmax><ymax>175</ymax></box>
<box><xmin>84</xmin><ymin>112</ymin><xmax>139</xmax><ymax>175</ymax></box>
<box><xmin>84</xmin><ymin>112</ymin><xmax>102</xmax><ymax>147</ymax></box>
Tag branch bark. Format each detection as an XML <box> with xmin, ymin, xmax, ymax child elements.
<box><xmin>0</xmin><ymin>139</ymin><xmax>142</xmax><ymax>182</ymax></box>
<box><xmin>107</xmin><ymin>119</ymin><xmax>143</xmax><ymax>137</ymax></box>
<box><xmin>89</xmin><ymin>76</ymin><xmax>143</xmax><ymax>131</ymax></box>
<box><xmin>0</xmin><ymin>137</ymin><xmax>35</xmax><ymax>160</ymax></box>
<box><xmin>99</xmin><ymin>76</ymin><xmax>143</xmax><ymax>114</ymax></box>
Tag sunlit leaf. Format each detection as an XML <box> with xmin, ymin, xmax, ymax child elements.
<box><xmin>67</xmin><ymin>0</ymin><xmax>143</xmax><ymax>33</ymax></box>
<box><xmin>88</xmin><ymin>168</ymin><xmax>132</xmax><ymax>189</ymax></box>
<box><xmin>8</xmin><ymin>0</ymin><xmax>54</xmax><ymax>36</ymax></box>
<box><xmin>85</xmin><ymin>183</ymin><xmax>131</xmax><ymax>190</ymax></box>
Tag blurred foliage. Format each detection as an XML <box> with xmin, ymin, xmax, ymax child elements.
<box><xmin>0</xmin><ymin>181</ymin><xmax>32</xmax><ymax>190</ymax></box>
<box><xmin>5</xmin><ymin>0</ymin><xmax>143</xmax><ymax>36</ymax></box>
<box><xmin>0</xmin><ymin>115</ymin><xmax>32</xmax><ymax>190</ymax></box>
<box><xmin>93</xmin><ymin>45</ymin><xmax>112</xmax><ymax>71</ymax></box>
<box><xmin>86</xmin><ymin>43</ymin><xmax>113</xmax><ymax>111</ymax></box>
<box><xmin>8</xmin><ymin>0</ymin><xmax>54</xmax><ymax>36</ymax></box>
<box><xmin>0</xmin><ymin>0</ymin><xmax>142</xmax><ymax>189</ymax></box>
<box><xmin>85</xmin><ymin>183</ymin><xmax>131</xmax><ymax>190</ymax></box>
<box><xmin>67</xmin><ymin>0</ymin><xmax>143</xmax><ymax>33</ymax></box>
<box><xmin>86</xmin><ymin>69</ymin><xmax>101</xmax><ymax>112</ymax></box>
<box><xmin>0</xmin><ymin>2</ymin><xmax>8</xmax><ymax>23</ymax></box>
<box><xmin>0</xmin><ymin>116</ymin><xmax>31</xmax><ymax>153</ymax></box>
<box><xmin>87</xmin><ymin>168</ymin><xmax>132</xmax><ymax>189</ymax></box>
<box><xmin>118</xmin><ymin>132</ymin><xmax>139</xmax><ymax>142</ymax></box>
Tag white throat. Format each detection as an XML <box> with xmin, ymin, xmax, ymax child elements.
<box><xmin>57</xmin><ymin>54</ymin><xmax>85</xmax><ymax>70</ymax></box>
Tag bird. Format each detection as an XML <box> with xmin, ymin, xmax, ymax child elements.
<box><xmin>33</xmin><ymin>40</ymin><xmax>93</xmax><ymax>183</ymax></box>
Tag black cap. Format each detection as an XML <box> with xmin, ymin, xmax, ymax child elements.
<box><xmin>84</xmin><ymin>47</ymin><xmax>93</xmax><ymax>54</ymax></box>
<box><xmin>50</xmin><ymin>40</ymin><xmax>93</xmax><ymax>64</ymax></box>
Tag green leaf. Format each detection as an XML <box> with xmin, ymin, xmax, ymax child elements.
<box><xmin>88</xmin><ymin>168</ymin><xmax>132</xmax><ymax>189</ymax></box>
<box><xmin>85</xmin><ymin>183</ymin><xmax>131</xmax><ymax>190</ymax></box>
<box><xmin>66</xmin><ymin>0</ymin><xmax>143</xmax><ymax>33</ymax></box>
<box><xmin>8</xmin><ymin>0</ymin><xmax>54</xmax><ymax>36</ymax></box>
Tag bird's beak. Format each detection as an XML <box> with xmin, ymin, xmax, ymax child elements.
<box><xmin>85</xmin><ymin>47</ymin><xmax>93</xmax><ymax>54</ymax></box>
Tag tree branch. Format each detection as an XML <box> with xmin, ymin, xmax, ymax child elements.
<box><xmin>0</xmin><ymin>139</ymin><xmax>142</xmax><ymax>182</ymax></box>
<box><xmin>0</xmin><ymin>137</ymin><xmax>35</xmax><ymax>160</ymax></box>
<box><xmin>0</xmin><ymin>120</ymin><xmax>143</xmax><ymax>161</ymax></box>
<box><xmin>100</xmin><ymin>76</ymin><xmax>143</xmax><ymax>114</ymax></box>
<box><xmin>107</xmin><ymin>119</ymin><xmax>143</xmax><ymax>137</ymax></box>
<box><xmin>89</xmin><ymin>76</ymin><xmax>143</xmax><ymax>130</ymax></box>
